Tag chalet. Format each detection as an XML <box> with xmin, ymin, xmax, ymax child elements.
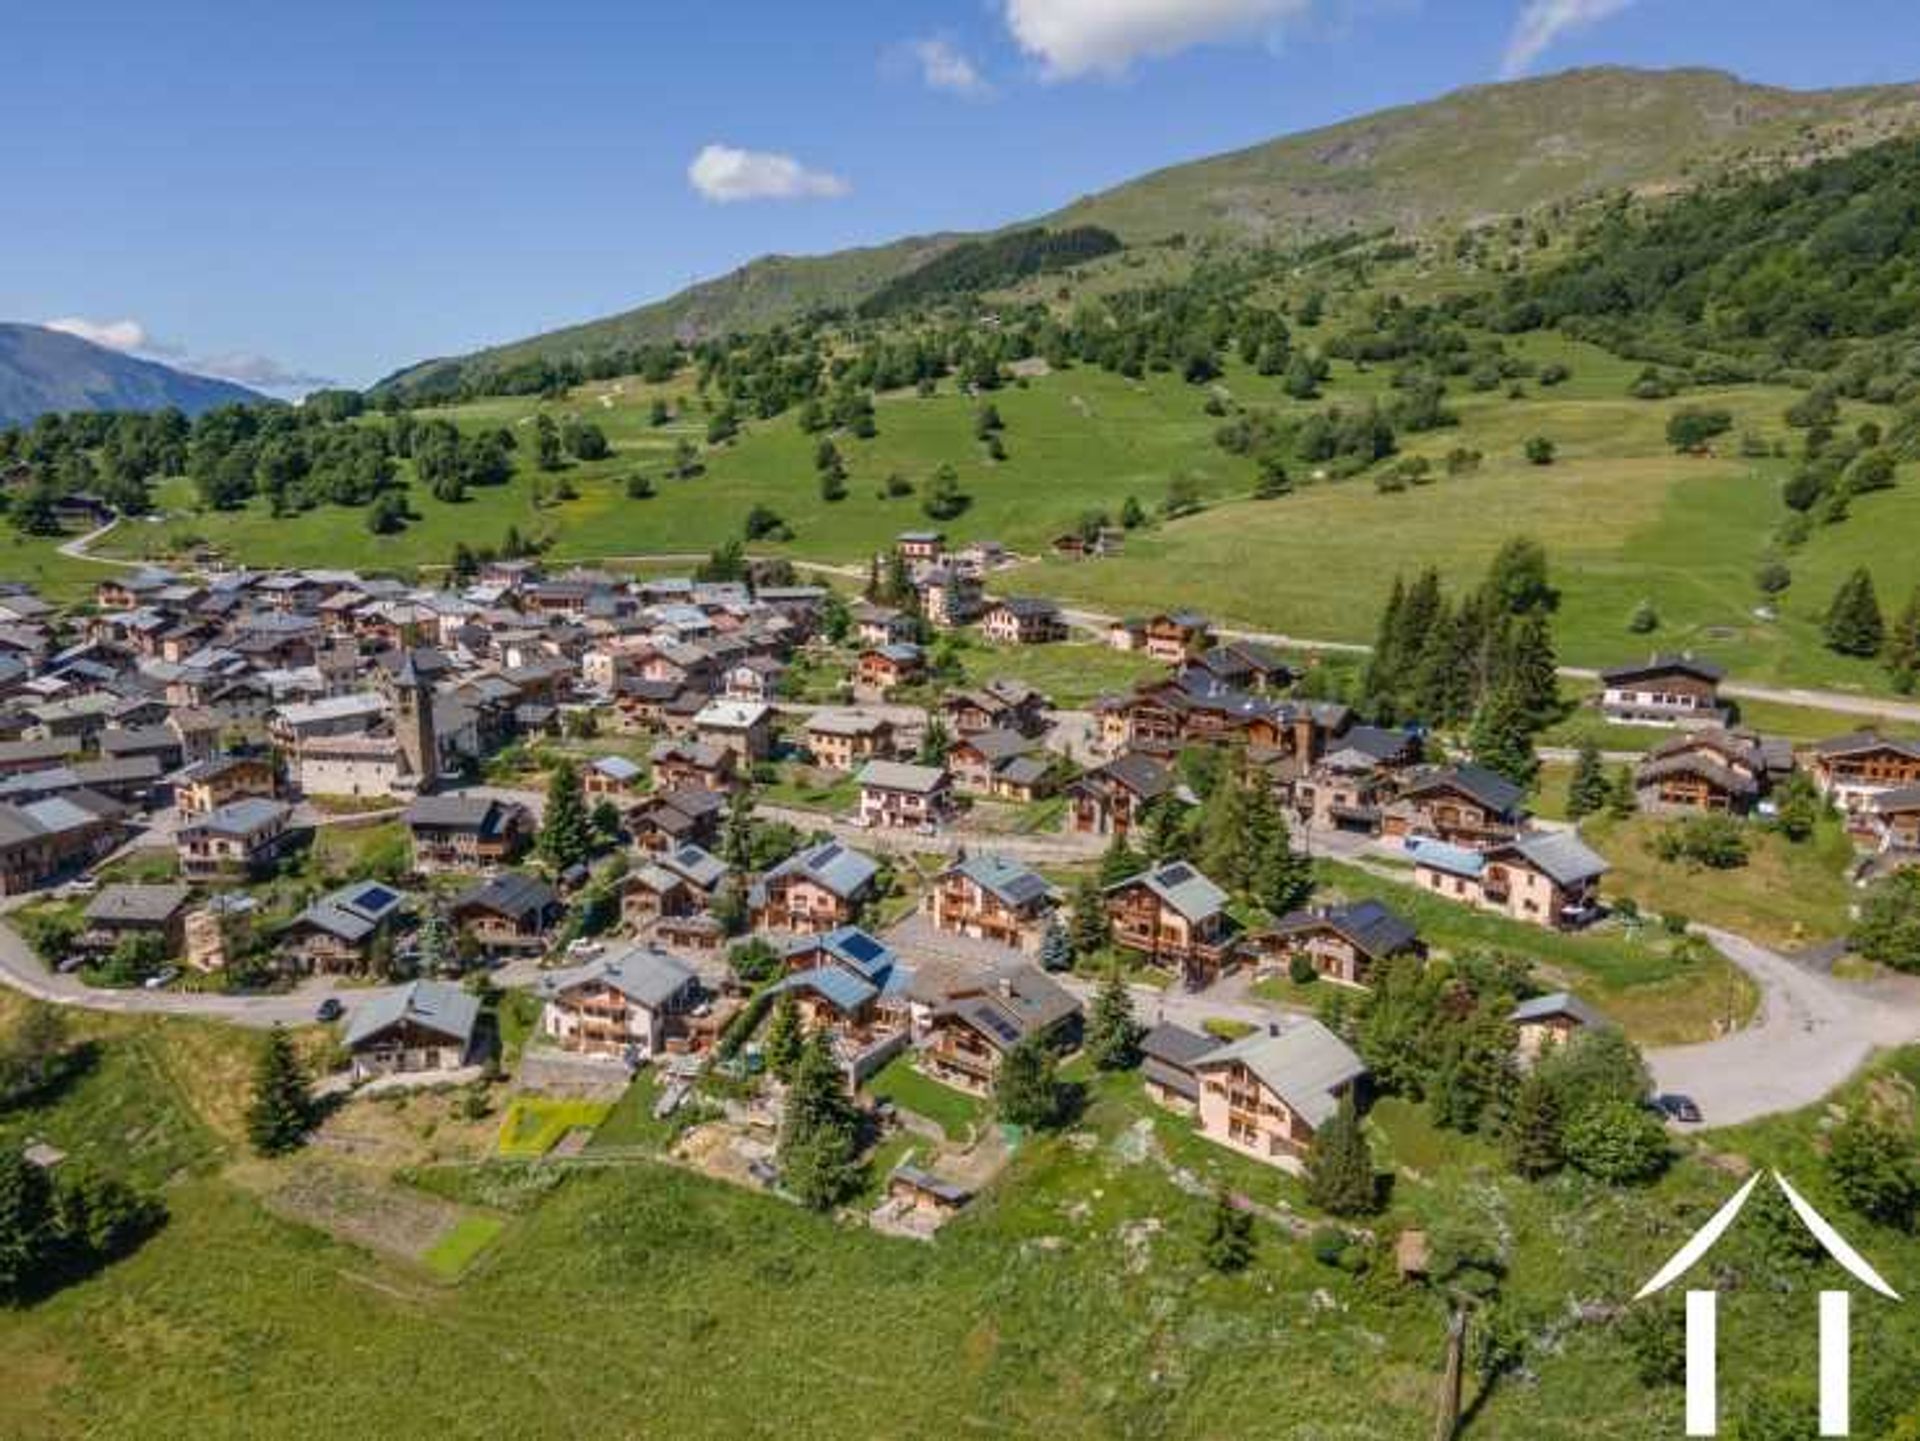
<box><xmin>722</xmin><ymin>655</ymin><xmax>785</xmax><ymax>704</ymax></box>
<box><xmin>536</xmin><ymin>945</ymin><xmax>702</xmax><ymax>1061</ymax></box>
<box><xmin>1410</xmin><ymin>832</ymin><xmax>1608</xmax><ymax>930</ymax></box>
<box><xmin>1192</xmin><ymin>640</ymin><xmax>1296</xmax><ymax>694</ymax></box>
<box><xmin>768</xmin><ymin>931</ymin><xmax>911</xmax><ymax>1082</ymax></box>
<box><xmin>449</xmin><ymin>872</ymin><xmax>564</xmax><ymax>956</ymax></box>
<box><xmin>280</xmin><ymin>880</ymin><xmax>411</xmax><ymax>975</ymax></box>
<box><xmin>851</xmin><ymin>603</ymin><xmax>916</xmax><ymax>648</ymax></box>
<box><xmin>175</xmin><ymin>754</ymin><xmax>278</xmax><ymax>820</ymax></box>
<box><xmin>1383</xmin><ymin>765</ymin><xmax>1526</xmax><ymax>849</ymax></box>
<box><xmin>1808</xmin><ymin>732</ymin><xmax>1920</xmax><ymax>820</ymax></box>
<box><xmin>1509</xmin><ymin>991</ymin><xmax>1605</xmax><ymax>1065</ymax></box>
<box><xmin>895</xmin><ymin>530</ymin><xmax>946</xmax><ymax>572</ymax></box>
<box><xmin>694</xmin><ymin>700</ymin><xmax>774</xmax><ymax>763</ymax></box>
<box><xmin>805</xmin><ymin>711</ymin><xmax>895</xmax><ymax>772</ymax></box>
<box><xmin>1865</xmin><ymin>786</ymin><xmax>1920</xmax><ymax>862</ymax></box>
<box><xmin>751</xmin><ymin>839</ymin><xmax>881</xmax><ymax>934</ymax></box>
<box><xmin>0</xmin><ymin>791</ymin><xmax>126</xmax><ymax>895</ymax></box>
<box><xmin>1246</xmin><ymin>899</ymin><xmax>1423</xmax><ymax>989</ymax></box>
<box><xmin>1633</xmin><ymin>729</ymin><xmax>1791</xmax><ymax>816</ymax></box>
<box><xmin>342</xmin><ymin>980</ymin><xmax>479</xmax><ymax>1082</ymax></box>
<box><xmin>178</xmin><ymin>798</ymin><xmax>295</xmax><ymax>881</ymax></box>
<box><xmin>1067</xmin><ymin>751</ymin><xmax>1179</xmax><ymax>838</ymax></box>
<box><xmin>656</xmin><ymin>841</ymin><xmax>729</xmax><ymax>898</ymax></box>
<box><xmin>856</xmin><ymin>759</ymin><xmax>953</xmax><ymax>830</ymax></box>
<box><xmin>650</xmin><ymin>739</ymin><xmax>738</xmax><ymax>794</ymax></box>
<box><xmin>919</xmin><ymin>962</ymin><xmax>1081</xmax><ymax>1096</ymax></box>
<box><xmin>80</xmin><ymin>883</ymin><xmax>193</xmax><ymax>956</ymax></box>
<box><xmin>98</xmin><ymin>725</ymin><xmax>183</xmax><ymax>770</ymax></box>
<box><xmin>941</xmin><ymin>679</ymin><xmax>1048</xmax><ymax>738</ymax></box>
<box><xmin>1139</xmin><ymin>1022</ymin><xmax>1218</xmax><ymax>1114</ymax></box>
<box><xmin>1108</xmin><ymin>617</ymin><xmax>1148</xmax><ymax>651</ymax></box>
<box><xmin>1291</xmin><ymin>730</ymin><xmax>1422</xmax><ymax>833</ymax></box>
<box><xmin>403</xmin><ymin>794</ymin><xmax>532</xmax><ymax>873</ymax></box>
<box><xmin>1104</xmin><ymin>861</ymin><xmax>1238</xmax><ymax>986</ymax></box>
<box><xmin>916</xmin><ymin>566</ymin><xmax>982</xmax><ymax>629</ymax></box>
<box><xmin>0</xmin><ymin>736</ymin><xmax>80</xmax><ymax>778</ymax></box>
<box><xmin>626</xmin><ymin>787</ymin><xmax>726</xmax><ymax>855</ymax></box>
<box><xmin>1189</xmin><ymin>1019</ymin><xmax>1368</xmax><ymax>1172</ymax></box>
<box><xmin>622</xmin><ymin>861</ymin><xmax>702</xmax><ymax>930</ymax></box>
<box><xmin>1597</xmin><ymin>654</ymin><xmax>1729</xmax><ymax>729</ymax></box>
<box><xmin>945</xmin><ymin>728</ymin><xmax>1046</xmax><ymax>797</ymax></box>
<box><xmin>1143</xmin><ymin>611</ymin><xmax>1213</xmax><ymax>664</ymax></box>
<box><xmin>583</xmin><ymin>754</ymin><xmax>645</xmax><ymax>802</ymax></box>
<box><xmin>924</xmin><ymin>853</ymin><xmax>1055</xmax><ymax>953</ymax></box>
<box><xmin>856</xmin><ymin>643</ymin><xmax>925</xmax><ymax>693</ymax></box>
<box><xmin>979</xmin><ymin>597</ymin><xmax>1066</xmax><ymax>646</ymax></box>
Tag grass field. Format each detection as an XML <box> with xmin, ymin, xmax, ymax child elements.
<box><xmin>419</xmin><ymin>1213</ymin><xmax>508</xmax><ymax>1280</ymax></box>
<box><xmin>865</xmin><ymin>1054</ymin><xmax>986</xmax><ymax>1140</ymax></box>
<box><xmin>494</xmin><ymin>1097</ymin><xmax>612</xmax><ymax>1158</ymax></box>
<box><xmin>1582</xmin><ymin>813</ymin><xmax>1859</xmax><ymax>949</ymax></box>
<box><xmin>8</xmin><ymin>998</ymin><xmax>1920</xmax><ymax>1439</ymax></box>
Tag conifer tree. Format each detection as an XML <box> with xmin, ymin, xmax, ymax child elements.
<box><xmin>777</xmin><ymin>1029</ymin><xmax>862</xmax><ymax>1211</ymax></box>
<box><xmin>1254</xmin><ymin>805</ymin><xmax>1314</xmax><ymax>918</ymax></box>
<box><xmin>1566</xmin><ymin>742</ymin><xmax>1609</xmax><ymax>820</ymax></box>
<box><xmin>1506</xmin><ymin>1072</ymin><xmax>1565</xmax><ymax>1179</ymax></box>
<box><xmin>1070</xmin><ymin>876</ymin><xmax>1111</xmax><ymax>960</ymax></box>
<box><xmin>1197</xmin><ymin>767</ymin><xmax>1253</xmax><ymax>892</ymax></box>
<box><xmin>1099</xmin><ymin>829</ymin><xmax>1144</xmax><ymax>887</ymax></box>
<box><xmin>993</xmin><ymin>1036</ymin><xmax>1061</xmax><ymax>1130</ymax></box>
<box><xmin>1606</xmin><ymin>764</ymin><xmax>1638</xmax><ymax>820</ymax></box>
<box><xmin>1304</xmin><ymin>1094</ymin><xmax>1379</xmax><ymax>1217</ymax></box>
<box><xmin>1202</xmin><ymin>1187</ymin><xmax>1256</xmax><ymax>1273</ymax></box>
<box><xmin>0</xmin><ymin>1151</ymin><xmax>55</xmax><ymax>1303</ymax></box>
<box><xmin>537</xmin><ymin>758</ymin><xmax>593</xmax><ymax>871</ymax></box>
<box><xmin>765</xmin><ymin>992</ymin><xmax>804</xmax><ymax>1081</ymax></box>
<box><xmin>246</xmin><ymin>1028</ymin><xmax>314</xmax><ymax>1158</ymax></box>
<box><xmin>1038</xmin><ymin>919</ymin><xmax>1071</xmax><ymax>972</ymax></box>
<box><xmin>1502</xmin><ymin>612</ymin><xmax>1560</xmax><ymax>724</ymax></box>
<box><xmin>1086</xmin><ymin>964</ymin><xmax>1142</xmax><ymax>1071</ymax></box>
<box><xmin>1824</xmin><ymin>567</ymin><xmax>1885</xmax><ymax>657</ymax></box>
<box><xmin>1884</xmin><ymin>586</ymin><xmax>1920</xmax><ymax>688</ymax></box>
<box><xmin>1468</xmin><ymin>683</ymin><xmax>1539</xmax><ymax>788</ymax></box>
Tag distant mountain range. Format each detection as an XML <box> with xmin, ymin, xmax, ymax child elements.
<box><xmin>0</xmin><ymin>323</ymin><xmax>264</xmax><ymax>426</ymax></box>
<box><xmin>377</xmin><ymin>66</ymin><xmax>1920</xmax><ymax>398</ymax></box>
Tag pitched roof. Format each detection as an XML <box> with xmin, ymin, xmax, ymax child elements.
<box><xmin>944</xmin><ymin>852</ymin><xmax>1052</xmax><ymax>908</ymax></box>
<box><xmin>539</xmin><ymin>943</ymin><xmax>698</xmax><ymax>1008</ymax></box>
<box><xmin>1109</xmin><ymin>861</ymin><xmax>1229</xmax><ymax>922</ymax></box>
<box><xmin>183</xmin><ymin>796</ymin><xmax>291</xmax><ymax>838</ymax></box>
<box><xmin>451</xmin><ymin>871</ymin><xmax>558</xmax><ymax>922</ymax></box>
<box><xmin>83</xmin><ymin>883</ymin><xmax>193</xmax><ymax>925</ymax></box>
<box><xmin>1600</xmin><ymin>653</ymin><xmax>1726</xmax><ymax>685</ymax></box>
<box><xmin>289</xmin><ymin>880</ymin><xmax>411</xmax><ymax>943</ymax></box>
<box><xmin>857</xmin><ymin>759</ymin><xmax>948</xmax><ymax>794</ymax></box>
<box><xmin>1194</xmin><ymin>1019</ymin><xmax>1366</xmax><ymax>1128</ymax></box>
<box><xmin>1506</xmin><ymin>830</ymin><xmax>1610</xmax><ymax>887</ymax></box>
<box><xmin>1405</xmin><ymin>764</ymin><xmax>1525</xmax><ymax>818</ymax></box>
<box><xmin>765</xmin><ymin>839</ymin><xmax>880</xmax><ymax>899</ymax></box>
<box><xmin>343</xmin><ymin>980</ymin><xmax>479</xmax><ymax>1050</ymax></box>
<box><xmin>1813</xmin><ymin>730</ymin><xmax>1920</xmax><ymax>760</ymax></box>
<box><xmin>773</xmin><ymin>965</ymin><xmax>878</xmax><ymax>1014</ymax></box>
<box><xmin>1270</xmin><ymin>899</ymin><xmax>1418</xmax><ymax>959</ymax></box>
<box><xmin>1510</xmin><ymin>990</ymin><xmax>1606</xmax><ymax>1029</ymax></box>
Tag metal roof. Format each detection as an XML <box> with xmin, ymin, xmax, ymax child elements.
<box><xmin>342</xmin><ymin>980</ymin><xmax>479</xmax><ymax>1050</ymax></box>
<box><xmin>1194</xmin><ymin>1019</ymin><xmax>1366</xmax><ymax>1129</ymax></box>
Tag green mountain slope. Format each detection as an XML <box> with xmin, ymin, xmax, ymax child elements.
<box><xmin>376</xmin><ymin>67</ymin><xmax>1920</xmax><ymax>400</ymax></box>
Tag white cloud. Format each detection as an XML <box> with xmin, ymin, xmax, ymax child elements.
<box><xmin>687</xmin><ymin>144</ymin><xmax>851</xmax><ymax>203</ymax></box>
<box><xmin>1003</xmin><ymin>0</ymin><xmax>1309</xmax><ymax>80</ymax></box>
<box><xmin>43</xmin><ymin>316</ymin><xmax>152</xmax><ymax>353</ymax></box>
<box><xmin>907</xmin><ymin>37</ymin><xmax>993</xmax><ymax>97</ymax></box>
<box><xmin>1500</xmin><ymin>0</ymin><xmax>1636</xmax><ymax>78</ymax></box>
<box><xmin>184</xmin><ymin>352</ymin><xmax>335</xmax><ymax>392</ymax></box>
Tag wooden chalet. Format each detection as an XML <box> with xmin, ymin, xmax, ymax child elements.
<box><xmin>1633</xmin><ymin>729</ymin><xmax>1791</xmax><ymax>816</ymax></box>
<box><xmin>1597</xmin><ymin>653</ymin><xmax>1729</xmax><ymax>729</ymax></box>
<box><xmin>923</xmin><ymin>853</ymin><xmax>1055</xmax><ymax>954</ymax></box>
<box><xmin>449</xmin><ymin>872</ymin><xmax>563</xmax><ymax>956</ymax></box>
<box><xmin>979</xmin><ymin>597</ymin><xmax>1066</xmax><ymax>646</ymax></box>
<box><xmin>1383</xmin><ymin>765</ymin><xmax>1526</xmax><ymax>849</ymax></box>
<box><xmin>1067</xmin><ymin>750</ymin><xmax>1178</xmax><ymax>838</ymax></box>
<box><xmin>1104</xmin><ymin>861</ymin><xmax>1239</xmax><ymax>986</ymax></box>
<box><xmin>1245</xmin><ymin>899</ymin><xmax>1423</xmax><ymax>989</ymax></box>
<box><xmin>1808</xmin><ymin>732</ymin><xmax>1920</xmax><ymax>822</ymax></box>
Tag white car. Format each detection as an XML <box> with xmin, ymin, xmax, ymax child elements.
<box><xmin>564</xmin><ymin>938</ymin><xmax>604</xmax><ymax>960</ymax></box>
<box><xmin>142</xmin><ymin>967</ymin><xmax>180</xmax><ymax>991</ymax></box>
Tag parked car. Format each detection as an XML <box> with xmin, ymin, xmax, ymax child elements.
<box><xmin>56</xmin><ymin>954</ymin><xmax>87</xmax><ymax>975</ymax></box>
<box><xmin>565</xmin><ymin>938</ymin><xmax>605</xmax><ymax>960</ymax></box>
<box><xmin>56</xmin><ymin>877</ymin><xmax>99</xmax><ymax>899</ymax></box>
<box><xmin>315</xmin><ymin>997</ymin><xmax>344</xmax><ymax>1023</ymax></box>
<box><xmin>1653</xmin><ymin>1093</ymin><xmax>1702</xmax><ymax>1124</ymax></box>
<box><xmin>142</xmin><ymin>966</ymin><xmax>180</xmax><ymax>991</ymax></box>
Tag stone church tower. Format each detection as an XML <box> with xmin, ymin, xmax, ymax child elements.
<box><xmin>382</xmin><ymin>647</ymin><xmax>445</xmax><ymax>794</ymax></box>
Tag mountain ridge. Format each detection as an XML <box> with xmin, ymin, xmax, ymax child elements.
<box><xmin>0</xmin><ymin>324</ymin><xmax>264</xmax><ymax>426</ymax></box>
<box><xmin>376</xmin><ymin>65</ymin><xmax>1920</xmax><ymax>398</ymax></box>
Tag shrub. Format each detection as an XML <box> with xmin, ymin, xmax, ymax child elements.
<box><xmin>1563</xmin><ymin>1099</ymin><xmax>1668</xmax><ymax>1185</ymax></box>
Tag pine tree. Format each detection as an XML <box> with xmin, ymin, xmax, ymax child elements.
<box><xmin>245</xmin><ymin>1028</ymin><xmax>314</xmax><ymax>1158</ymax></box>
<box><xmin>0</xmin><ymin>1151</ymin><xmax>56</xmax><ymax>1304</ymax></box>
<box><xmin>916</xmin><ymin>716</ymin><xmax>951</xmax><ymax>766</ymax></box>
<box><xmin>1070</xmin><ymin>876</ymin><xmax>1110</xmax><ymax>960</ymax></box>
<box><xmin>1098</xmin><ymin>829</ymin><xmax>1144</xmax><ymax>887</ymax></box>
<box><xmin>764</xmin><ymin>993</ymin><xmax>804</xmax><ymax>1080</ymax></box>
<box><xmin>1824</xmin><ymin>567</ymin><xmax>1885</xmax><ymax>657</ymax></box>
<box><xmin>777</xmin><ymin>1029</ymin><xmax>862</xmax><ymax>1210</ymax></box>
<box><xmin>1606</xmin><ymin>764</ymin><xmax>1638</xmax><ymax>820</ymax></box>
<box><xmin>1363</xmin><ymin>575</ymin><xmax>1408</xmax><ymax>720</ymax></box>
<box><xmin>1196</xmin><ymin>767</ymin><xmax>1252</xmax><ymax>891</ymax></box>
<box><xmin>1506</xmin><ymin>1073</ymin><xmax>1564</xmax><ymax>1178</ymax></box>
<box><xmin>1468</xmin><ymin>683</ymin><xmax>1539</xmax><ymax>788</ymax></box>
<box><xmin>1253</xmin><ymin>804</ymin><xmax>1313</xmax><ymax>918</ymax></box>
<box><xmin>993</xmin><ymin>1036</ymin><xmax>1061</xmax><ymax>1130</ymax></box>
<box><xmin>537</xmin><ymin>759</ymin><xmax>593</xmax><ymax>871</ymax></box>
<box><xmin>722</xmin><ymin>786</ymin><xmax>756</xmax><ymax>868</ymax></box>
<box><xmin>1303</xmin><ymin>1094</ymin><xmax>1380</xmax><ymax>1217</ymax></box>
<box><xmin>1501</xmin><ymin>612</ymin><xmax>1560</xmax><ymax>724</ymax></box>
<box><xmin>1884</xmin><ymin>586</ymin><xmax>1920</xmax><ymax>689</ymax></box>
<box><xmin>415</xmin><ymin>905</ymin><xmax>452</xmax><ymax>975</ymax></box>
<box><xmin>1202</xmin><ymin>1187</ymin><xmax>1256</xmax><ymax>1273</ymax></box>
<box><xmin>1566</xmin><ymin>742</ymin><xmax>1609</xmax><ymax>820</ymax></box>
<box><xmin>1086</xmin><ymin>964</ymin><xmax>1142</xmax><ymax>1071</ymax></box>
<box><xmin>1038</xmin><ymin>919</ymin><xmax>1071</xmax><ymax>972</ymax></box>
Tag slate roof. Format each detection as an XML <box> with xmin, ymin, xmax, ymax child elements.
<box><xmin>1193</xmin><ymin>1019</ymin><xmax>1366</xmax><ymax>1128</ymax></box>
<box><xmin>1600</xmin><ymin>653</ymin><xmax>1726</xmax><ymax>685</ymax></box>
<box><xmin>182</xmin><ymin>797</ymin><xmax>290</xmax><ymax>839</ymax></box>
<box><xmin>539</xmin><ymin>944</ymin><xmax>698</xmax><ymax>1009</ymax></box>
<box><xmin>857</xmin><ymin>759</ymin><xmax>948</xmax><ymax>794</ymax></box>
<box><xmin>402</xmin><ymin>795</ymin><xmax>521</xmax><ymax>835</ymax></box>
<box><xmin>1510</xmin><ymin>991</ymin><xmax>1606</xmax><ymax>1029</ymax></box>
<box><xmin>1270</xmin><ymin>899</ymin><xmax>1418</xmax><ymax>959</ymax></box>
<box><xmin>774</xmin><ymin>965</ymin><xmax>878</xmax><ymax>1014</ymax></box>
<box><xmin>452</xmin><ymin>871</ymin><xmax>558</xmax><ymax>923</ymax></box>
<box><xmin>83</xmin><ymin>883</ymin><xmax>192</xmax><ymax>925</ymax></box>
<box><xmin>343</xmin><ymin>980</ymin><xmax>479</xmax><ymax>1050</ymax></box>
<box><xmin>937</xmin><ymin>964</ymin><xmax>1081</xmax><ymax>1054</ymax></box>
<box><xmin>659</xmin><ymin>842</ymin><xmax>729</xmax><ymax>891</ymax></box>
<box><xmin>764</xmin><ymin>839</ymin><xmax>880</xmax><ymax>899</ymax></box>
<box><xmin>1404</xmin><ymin>764</ymin><xmax>1525</xmax><ymax>818</ymax></box>
<box><xmin>1506</xmin><ymin>831</ymin><xmax>1610</xmax><ymax>887</ymax></box>
<box><xmin>289</xmin><ymin>880</ymin><xmax>410</xmax><ymax>943</ymax></box>
<box><xmin>1813</xmin><ymin>730</ymin><xmax>1920</xmax><ymax>760</ymax></box>
<box><xmin>945</xmin><ymin>853</ymin><xmax>1052</xmax><ymax>908</ymax></box>
<box><xmin>1109</xmin><ymin>861</ymin><xmax>1229</xmax><ymax>922</ymax></box>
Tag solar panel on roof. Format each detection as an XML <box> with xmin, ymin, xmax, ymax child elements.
<box><xmin>355</xmin><ymin>884</ymin><xmax>398</xmax><ymax>911</ymax></box>
<box><xmin>978</xmin><ymin>1009</ymin><xmax>1021</xmax><ymax>1043</ymax></box>
<box><xmin>814</xmin><ymin>841</ymin><xmax>842</xmax><ymax>865</ymax></box>
<box><xmin>1159</xmin><ymin>864</ymin><xmax>1192</xmax><ymax>886</ymax></box>
<box><xmin>842</xmin><ymin>932</ymin><xmax>884</xmax><ymax>962</ymax></box>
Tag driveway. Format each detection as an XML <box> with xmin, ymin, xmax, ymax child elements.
<box><xmin>1647</xmin><ymin>927</ymin><xmax>1920</xmax><ymax>1127</ymax></box>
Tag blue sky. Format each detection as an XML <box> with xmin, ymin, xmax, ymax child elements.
<box><xmin>3</xmin><ymin>0</ymin><xmax>1916</xmax><ymax>393</ymax></box>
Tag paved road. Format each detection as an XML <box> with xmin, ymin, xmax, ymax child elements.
<box><xmin>752</xmin><ymin>801</ymin><xmax>1103</xmax><ymax>864</ymax></box>
<box><xmin>1647</xmin><ymin>927</ymin><xmax>1920</xmax><ymax>1127</ymax></box>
